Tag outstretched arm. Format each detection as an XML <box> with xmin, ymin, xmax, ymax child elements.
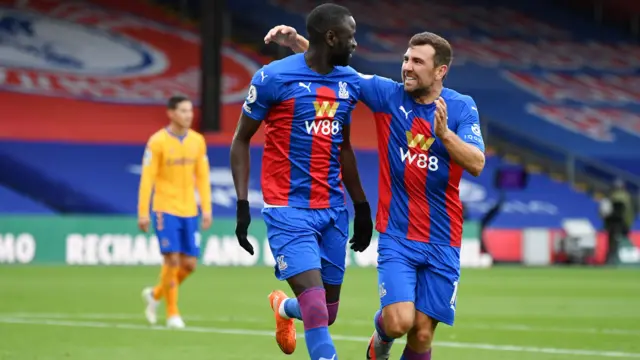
<box><xmin>264</xmin><ymin>25</ymin><xmax>309</xmax><ymax>53</ymax></box>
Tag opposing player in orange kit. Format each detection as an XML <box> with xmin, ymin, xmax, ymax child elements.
<box><xmin>138</xmin><ymin>95</ymin><xmax>212</xmax><ymax>329</ymax></box>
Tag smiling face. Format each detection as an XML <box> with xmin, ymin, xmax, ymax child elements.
<box><xmin>401</xmin><ymin>32</ymin><xmax>452</xmax><ymax>99</ymax></box>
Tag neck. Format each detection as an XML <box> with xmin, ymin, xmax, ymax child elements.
<box><xmin>168</xmin><ymin>123</ymin><xmax>187</xmax><ymax>136</ymax></box>
<box><xmin>304</xmin><ymin>46</ymin><xmax>333</xmax><ymax>75</ymax></box>
<box><xmin>414</xmin><ymin>82</ymin><xmax>443</xmax><ymax>104</ymax></box>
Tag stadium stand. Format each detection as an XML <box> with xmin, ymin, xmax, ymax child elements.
<box><xmin>0</xmin><ymin>184</ymin><xmax>55</xmax><ymax>214</ymax></box>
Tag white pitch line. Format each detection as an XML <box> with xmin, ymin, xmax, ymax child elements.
<box><xmin>2</xmin><ymin>312</ymin><xmax>640</xmax><ymax>336</ymax></box>
<box><xmin>0</xmin><ymin>317</ymin><xmax>639</xmax><ymax>358</ymax></box>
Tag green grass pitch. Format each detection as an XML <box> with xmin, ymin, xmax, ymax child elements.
<box><xmin>1</xmin><ymin>266</ymin><xmax>639</xmax><ymax>359</ymax></box>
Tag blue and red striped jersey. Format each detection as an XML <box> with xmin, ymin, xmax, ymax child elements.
<box><xmin>358</xmin><ymin>74</ymin><xmax>485</xmax><ymax>247</ymax></box>
<box><xmin>242</xmin><ymin>54</ymin><xmax>361</xmax><ymax>209</ymax></box>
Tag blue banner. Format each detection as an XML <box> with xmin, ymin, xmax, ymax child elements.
<box><xmin>0</xmin><ymin>141</ymin><xmax>629</xmax><ymax>229</ymax></box>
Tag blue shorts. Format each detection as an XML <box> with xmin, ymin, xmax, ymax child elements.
<box><xmin>263</xmin><ymin>206</ymin><xmax>349</xmax><ymax>285</ymax></box>
<box><xmin>152</xmin><ymin>212</ymin><xmax>200</xmax><ymax>257</ymax></box>
<box><xmin>377</xmin><ymin>233</ymin><xmax>461</xmax><ymax>326</ymax></box>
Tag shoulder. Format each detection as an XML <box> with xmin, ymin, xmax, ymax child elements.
<box><xmin>147</xmin><ymin>129</ymin><xmax>166</xmax><ymax>148</ymax></box>
<box><xmin>337</xmin><ymin>66</ymin><xmax>400</xmax><ymax>85</ymax></box>
<box><xmin>187</xmin><ymin>129</ymin><xmax>206</xmax><ymax>144</ymax></box>
<box><xmin>441</xmin><ymin>88</ymin><xmax>476</xmax><ymax>110</ymax></box>
<box><xmin>256</xmin><ymin>54</ymin><xmax>306</xmax><ymax>81</ymax></box>
<box><xmin>334</xmin><ymin>65</ymin><xmax>361</xmax><ymax>80</ymax></box>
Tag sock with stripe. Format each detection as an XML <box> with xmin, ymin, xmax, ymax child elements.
<box><xmin>374</xmin><ymin>309</ymin><xmax>394</xmax><ymax>342</ymax></box>
<box><xmin>400</xmin><ymin>346</ymin><xmax>432</xmax><ymax>360</ymax></box>
<box><xmin>298</xmin><ymin>287</ymin><xmax>338</xmax><ymax>360</ymax></box>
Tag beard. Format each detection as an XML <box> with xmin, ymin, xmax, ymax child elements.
<box><xmin>403</xmin><ymin>78</ymin><xmax>431</xmax><ymax>99</ymax></box>
<box><xmin>330</xmin><ymin>50</ymin><xmax>352</xmax><ymax>67</ymax></box>
<box><xmin>406</xmin><ymin>86</ymin><xmax>429</xmax><ymax>99</ymax></box>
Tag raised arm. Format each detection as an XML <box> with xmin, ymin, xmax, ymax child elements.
<box><xmin>264</xmin><ymin>25</ymin><xmax>308</xmax><ymax>53</ymax></box>
<box><xmin>434</xmin><ymin>97</ymin><xmax>486</xmax><ymax>177</ymax></box>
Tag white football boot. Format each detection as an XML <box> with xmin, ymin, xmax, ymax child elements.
<box><xmin>141</xmin><ymin>287</ymin><xmax>158</xmax><ymax>325</ymax></box>
<box><xmin>166</xmin><ymin>315</ymin><xmax>186</xmax><ymax>329</ymax></box>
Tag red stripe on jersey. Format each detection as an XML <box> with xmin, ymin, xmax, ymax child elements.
<box><xmin>375</xmin><ymin>113</ymin><xmax>393</xmax><ymax>233</ymax></box>
<box><xmin>262</xmin><ymin>98</ymin><xmax>295</xmax><ymax>205</ymax></box>
<box><xmin>405</xmin><ymin>118</ymin><xmax>433</xmax><ymax>241</ymax></box>
<box><xmin>446</xmin><ymin>162</ymin><xmax>464</xmax><ymax>247</ymax></box>
<box><xmin>309</xmin><ymin>86</ymin><xmax>337</xmax><ymax>208</ymax></box>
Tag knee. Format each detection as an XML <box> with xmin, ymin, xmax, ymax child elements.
<box><xmin>298</xmin><ymin>287</ymin><xmax>329</xmax><ymax>328</ymax></box>
<box><xmin>408</xmin><ymin>314</ymin><xmax>437</xmax><ymax>348</ymax></box>
<box><xmin>164</xmin><ymin>254</ymin><xmax>180</xmax><ymax>267</ymax></box>
<box><xmin>382</xmin><ymin>309</ymin><xmax>413</xmax><ymax>338</ymax></box>
<box><xmin>411</xmin><ymin>326</ymin><xmax>434</xmax><ymax>346</ymax></box>
<box><xmin>327</xmin><ymin>302</ymin><xmax>339</xmax><ymax>326</ymax></box>
<box><xmin>181</xmin><ymin>261</ymin><xmax>196</xmax><ymax>273</ymax></box>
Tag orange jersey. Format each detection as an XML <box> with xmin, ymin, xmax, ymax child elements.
<box><xmin>137</xmin><ymin>128</ymin><xmax>211</xmax><ymax>218</ymax></box>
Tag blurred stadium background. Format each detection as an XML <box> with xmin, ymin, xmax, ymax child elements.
<box><xmin>1</xmin><ymin>0</ymin><xmax>639</xmax><ymax>359</ymax></box>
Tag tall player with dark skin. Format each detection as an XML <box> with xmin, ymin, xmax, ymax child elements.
<box><xmin>230</xmin><ymin>4</ymin><xmax>373</xmax><ymax>359</ymax></box>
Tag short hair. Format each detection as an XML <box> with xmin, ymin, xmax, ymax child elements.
<box><xmin>408</xmin><ymin>32</ymin><xmax>453</xmax><ymax>68</ymax></box>
<box><xmin>306</xmin><ymin>3</ymin><xmax>352</xmax><ymax>44</ymax></box>
<box><xmin>167</xmin><ymin>95</ymin><xmax>190</xmax><ymax>109</ymax></box>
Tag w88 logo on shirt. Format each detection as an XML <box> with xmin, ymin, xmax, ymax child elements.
<box><xmin>400</xmin><ymin>131</ymin><xmax>439</xmax><ymax>171</ymax></box>
<box><xmin>305</xmin><ymin>100</ymin><xmax>342</xmax><ymax>135</ymax></box>
<box><xmin>305</xmin><ymin>119</ymin><xmax>341</xmax><ymax>135</ymax></box>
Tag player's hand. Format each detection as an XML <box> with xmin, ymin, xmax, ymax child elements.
<box><xmin>434</xmin><ymin>97</ymin><xmax>450</xmax><ymax>139</ymax></box>
<box><xmin>235</xmin><ymin>200</ymin><xmax>254</xmax><ymax>255</ymax></box>
<box><xmin>264</xmin><ymin>25</ymin><xmax>298</xmax><ymax>48</ymax></box>
<box><xmin>349</xmin><ymin>201</ymin><xmax>374</xmax><ymax>252</ymax></box>
<box><xmin>138</xmin><ymin>217</ymin><xmax>150</xmax><ymax>233</ymax></box>
<box><xmin>201</xmin><ymin>213</ymin><xmax>212</xmax><ymax>230</ymax></box>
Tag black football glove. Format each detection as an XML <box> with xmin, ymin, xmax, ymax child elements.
<box><xmin>349</xmin><ymin>201</ymin><xmax>373</xmax><ymax>252</ymax></box>
<box><xmin>235</xmin><ymin>200</ymin><xmax>254</xmax><ymax>255</ymax></box>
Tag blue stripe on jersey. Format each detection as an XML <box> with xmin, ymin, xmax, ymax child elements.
<box><xmin>328</xmin><ymin>136</ymin><xmax>344</xmax><ymax>208</ymax></box>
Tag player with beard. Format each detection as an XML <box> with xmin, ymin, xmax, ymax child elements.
<box><xmin>264</xmin><ymin>27</ymin><xmax>486</xmax><ymax>360</ymax></box>
<box><xmin>231</xmin><ymin>4</ymin><xmax>374</xmax><ymax>360</ymax></box>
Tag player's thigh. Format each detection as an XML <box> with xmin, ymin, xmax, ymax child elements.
<box><xmin>318</xmin><ymin>207</ymin><xmax>349</xmax><ymax>289</ymax></box>
<box><xmin>179</xmin><ymin>215</ymin><xmax>201</xmax><ymax>259</ymax></box>
<box><xmin>263</xmin><ymin>207</ymin><xmax>322</xmax><ymax>285</ymax></box>
<box><xmin>415</xmin><ymin>244</ymin><xmax>461</xmax><ymax>327</ymax></box>
<box><xmin>378</xmin><ymin>234</ymin><xmax>417</xmax><ymax>316</ymax></box>
<box><xmin>152</xmin><ymin>212</ymin><xmax>182</xmax><ymax>257</ymax></box>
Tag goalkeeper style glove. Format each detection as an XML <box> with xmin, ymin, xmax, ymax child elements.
<box><xmin>349</xmin><ymin>201</ymin><xmax>373</xmax><ymax>252</ymax></box>
<box><xmin>235</xmin><ymin>200</ymin><xmax>254</xmax><ymax>255</ymax></box>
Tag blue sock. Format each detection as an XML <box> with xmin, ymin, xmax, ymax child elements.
<box><xmin>283</xmin><ymin>298</ymin><xmax>302</xmax><ymax>320</ymax></box>
<box><xmin>374</xmin><ymin>309</ymin><xmax>394</xmax><ymax>342</ymax></box>
<box><xmin>305</xmin><ymin>327</ymin><xmax>338</xmax><ymax>360</ymax></box>
<box><xmin>299</xmin><ymin>287</ymin><xmax>338</xmax><ymax>360</ymax></box>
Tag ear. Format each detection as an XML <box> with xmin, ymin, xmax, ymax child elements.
<box><xmin>325</xmin><ymin>30</ymin><xmax>336</xmax><ymax>46</ymax></box>
<box><xmin>435</xmin><ymin>64</ymin><xmax>448</xmax><ymax>81</ymax></box>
